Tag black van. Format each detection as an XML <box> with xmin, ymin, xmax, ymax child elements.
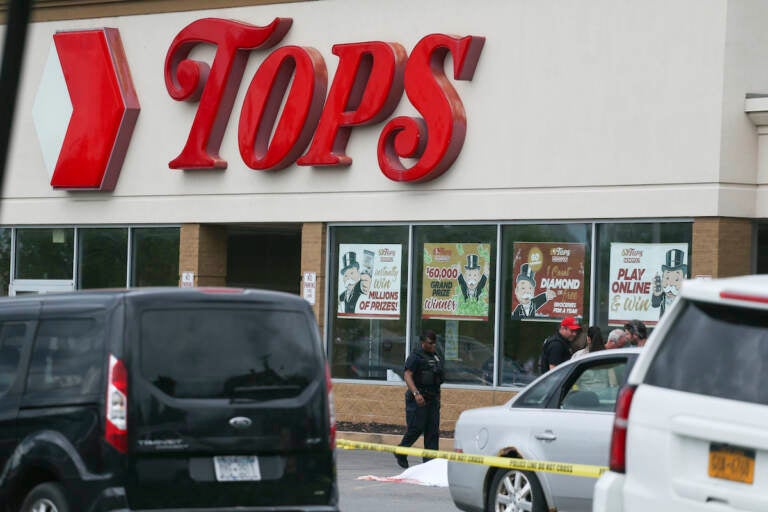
<box><xmin>0</xmin><ymin>288</ymin><xmax>338</xmax><ymax>512</ymax></box>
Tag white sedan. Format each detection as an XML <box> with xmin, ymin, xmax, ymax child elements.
<box><xmin>448</xmin><ymin>348</ymin><xmax>641</xmax><ymax>512</ymax></box>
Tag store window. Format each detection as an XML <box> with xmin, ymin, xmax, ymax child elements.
<box><xmin>594</xmin><ymin>222</ymin><xmax>692</xmax><ymax>333</ymax></box>
<box><xmin>78</xmin><ymin>228</ymin><xmax>128</xmax><ymax>289</ymax></box>
<box><xmin>0</xmin><ymin>229</ymin><xmax>10</xmax><ymax>296</ymax></box>
<box><xmin>500</xmin><ymin>223</ymin><xmax>591</xmax><ymax>383</ymax></box>
<box><xmin>15</xmin><ymin>228</ymin><xmax>74</xmax><ymax>279</ymax></box>
<box><xmin>131</xmin><ymin>227</ymin><xmax>180</xmax><ymax>287</ymax></box>
<box><xmin>328</xmin><ymin>226</ymin><xmax>409</xmax><ymax>380</ymax></box>
<box><xmin>412</xmin><ymin>225</ymin><xmax>497</xmax><ymax>386</ymax></box>
<box><xmin>326</xmin><ymin>221</ymin><xmax>691</xmax><ymax>387</ymax></box>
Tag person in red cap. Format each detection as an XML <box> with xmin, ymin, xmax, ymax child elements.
<box><xmin>539</xmin><ymin>316</ymin><xmax>582</xmax><ymax>373</ymax></box>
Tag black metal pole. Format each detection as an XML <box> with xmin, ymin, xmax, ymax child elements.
<box><xmin>0</xmin><ymin>0</ymin><xmax>33</xmax><ymax>199</ymax></box>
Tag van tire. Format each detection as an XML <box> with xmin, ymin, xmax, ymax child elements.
<box><xmin>486</xmin><ymin>468</ymin><xmax>546</xmax><ymax>512</ymax></box>
<box><xmin>20</xmin><ymin>482</ymin><xmax>69</xmax><ymax>512</ymax></box>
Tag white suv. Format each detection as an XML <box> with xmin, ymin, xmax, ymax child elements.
<box><xmin>594</xmin><ymin>275</ymin><xmax>768</xmax><ymax>512</ymax></box>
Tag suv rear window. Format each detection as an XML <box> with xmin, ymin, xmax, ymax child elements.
<box><xmin>140</xmin><ymin>307</ymin><xmax>318</xmax><ymax>399</ymax></box>
<box><xmin>644</xmin><ymin>299</ymin><xmax>768</xmax><ymax>406</ymax></box>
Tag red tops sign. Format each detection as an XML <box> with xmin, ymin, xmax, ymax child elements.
<box><xmin>35</xmin><ymin>28</ymin><xmax>140</xmax><ymax>191</ymax></box>
<box><xmin>165</xmin><ymin>17</ymin><xmax>485</xmax><ymax>182</ymax></box>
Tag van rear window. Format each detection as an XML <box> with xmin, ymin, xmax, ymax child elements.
<box><xmin>644</xmin><ymin>300</ymin><xmax>768</xmax><ymax>406</ymax></box>
<box><xmin>27</xmin><ymin>318</ymin><xmax>105</xmax><ymax>397</ymax></box>
<box><xmin>140</xmin><ymin>307</ymin><xmax>319</xmax><ymax>399</ymax></box>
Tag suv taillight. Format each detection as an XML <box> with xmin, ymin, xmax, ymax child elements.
<box><xmin>720</xmin><ymin>290</ymin><xmax>768</xmax><ymax>304</ymax></box>
<box><xmin>609</xmin><ymin>384</ymin><xmax>636</xmax><ymax>473</ymax></box>
<box><xmin>325</xmin><ymin>363</ymin><xmax>336</xmax><ymax>448</ymax></box>
<box><xmin>106</xmin><ymin>354</ymin><xmax>128</xmax><ymax>453</ymax></box>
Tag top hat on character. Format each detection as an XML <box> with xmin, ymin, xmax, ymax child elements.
<box><xmin>464</xmin><ymin>254</ymin><xmax>481</xmax><ymax>270</ymax></box>
<box><xmin>662</xmin><ymin>249</ymin><xmax>687</xmax><ymax>273</ymax></box>
<box><xmin>340</xmin><ymin>251</ymin><xmax>359</xmax><ymax>275</ymax></box>
<box><xmin>516</xmin><ymin>263</ymin><xmax>536</xmax><ymax>285</ymax></box>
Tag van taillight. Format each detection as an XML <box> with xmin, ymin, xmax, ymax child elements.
<box><xmin>325</xmin><ymin>363</ymin><xmax>336</xmax><ymax>448</ymax></box>
<box><xmin>106</xmin><ymin>355</ymin><xmax>128</xmax><ymax>453</ymax></box>
<box><xmin>609</xmin><ymin>384</ymin><xmax>636</xmax><ymax>473</ymax></box>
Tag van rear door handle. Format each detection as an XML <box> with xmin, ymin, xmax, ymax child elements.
<box><xmin>534</xmin><ymin>431</ymin><xmax>557</xmax><ymax>441</ymax></box>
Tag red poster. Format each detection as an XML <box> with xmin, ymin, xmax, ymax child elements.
<box><xmin>511</xmin><ymin>242</ymin><xmax>586</xmax><ymax>321</ymax></box>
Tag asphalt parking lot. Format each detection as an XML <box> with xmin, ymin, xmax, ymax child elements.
<box><xmin>337</xmin><ymin>447</ymin><xmax>458</xmax><ymax>512</ymax></box>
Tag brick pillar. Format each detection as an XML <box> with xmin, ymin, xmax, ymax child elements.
<box><xmin>301</xmin><ymin>223</ymin><xmax>327</xmax><ymax>334</ymax></box>
<box><xmin>692</xmin><ymin>218</ymin><xmax>753</xmax><ymax>278</ymax></box>
<box><xmin>179</xmin><ymin>224</ymin><xmax>228</xmax><ymax>287</ymax></box>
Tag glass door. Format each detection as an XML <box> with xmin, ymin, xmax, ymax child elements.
<box><xmin>10</xmin><ymin>227</ymin><xmax>75</xmax><ymax>296</ymax></box>
<box><xmin>9</xmin><ymin>280</ymin><xmax>74</xmax><ymax>296</ymax></box>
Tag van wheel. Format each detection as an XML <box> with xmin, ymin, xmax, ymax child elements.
<box><xmin>20</xmin><ymin>483</ymin><xmax>69</xmax><ymax>512</ymax></box>
<box><xmin>486</xmin><ymin>468</ymin><xmax>546</xmax><ymax>512</ymax></box>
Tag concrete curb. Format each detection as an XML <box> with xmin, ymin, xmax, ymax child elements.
<box><xmin>337</xmin><ymin>431</ymin><xmax>454</xmax><ymax>452</ymax></box>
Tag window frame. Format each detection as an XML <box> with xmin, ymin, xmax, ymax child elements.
<box><xmin>327</xmin><ymin>220</ymin><xmax>691</xmax><ymax>388</ymax></box>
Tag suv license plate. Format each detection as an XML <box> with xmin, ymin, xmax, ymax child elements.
<box><xmin>708</xmin><ymin>443</ymin><xmax>755</xmax><ymax>484</ymax></box>
<box><xmin>213</xmin><ymin>456</ymin><xmax>261</xmax><ymax>482</ymax></box>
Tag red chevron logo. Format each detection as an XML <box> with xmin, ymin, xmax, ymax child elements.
<box><xmin>33</xmin><ymin>28</ymin><xmax>140</xmax><ymax>190</ymax></box>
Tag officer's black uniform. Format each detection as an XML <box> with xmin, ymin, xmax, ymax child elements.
<box><xmin>397</xmin><ymin>346</ymin><xmax>444</xmax><ymax>464</ymax></box>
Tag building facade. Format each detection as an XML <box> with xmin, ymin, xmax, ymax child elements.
<box><xmin>2</xmin><ymin>0</ymin><xmax>767</xmax><ymax>430</ymax></box>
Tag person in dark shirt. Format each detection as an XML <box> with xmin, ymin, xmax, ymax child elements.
<box><xmin>540</xmin><ymin>316</ymin><xmax>582</xmax><ymax>373</ymax></box>
<box><xmin>395</xmin><ymin>330</ymin><xmax>444</xmax><ymax>469</ymax></box>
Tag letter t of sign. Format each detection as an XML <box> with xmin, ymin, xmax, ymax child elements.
<box><xmin>165</xmin><ymin>17</ymin><xmax>293</xmax><ymax>169</ymax></box>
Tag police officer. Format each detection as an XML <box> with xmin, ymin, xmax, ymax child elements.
<box><xmin>395</xmin><ymin>329</ymin><xmax>444</xmax><ymax>469</ymax></box>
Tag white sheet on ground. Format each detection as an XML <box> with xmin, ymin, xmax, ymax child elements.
<box><xmin>356</xmin><ymin>458</ymin><xmax>448</xmax><ymax>487</ymax></box>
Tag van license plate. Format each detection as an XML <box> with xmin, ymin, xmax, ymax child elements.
<box><xmin>708</xmin><ymin>443</ymin><xmax>755</xmax><ymax>484</ymax></box>
<box><xmin>213</xmin><ymin>456</ymin><xmax>261</xmax><ymax>482</ymax></box>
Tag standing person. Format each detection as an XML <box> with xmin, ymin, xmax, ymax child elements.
<box><xmin>604</xmin><ymin>328</ymin><xmax>628</xmax><ymax>349</ymax></box>
<box><xmin>573</xmin><ymin>325</ymin><xmax>613</xmax><ymax>388</ymax></box>
<box><xmin>396</xmin><ymin>330</ymin><xmax>444</xmax><ymax>469</ymax></box>
<box><xmin>624</xmin><ymin>319</ymin><xmax>648</xmax><ymax>347</ymax></box>
<box><xmin>572</xmin><ymin>325</ymin><xmax>605</xmax><ymax>359</ymax></box>
<box><xmin>539</xmin><ymin>316</ymin><xmax>582</xmax><ymax>373</ymax></box>
<box><xmin>635</xmin><ymin>325</ymin><xmax>649</xmax><ymax>347</ymax></box>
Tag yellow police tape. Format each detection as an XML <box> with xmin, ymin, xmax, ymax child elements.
<box><xmin>336</xmin><ymin>439</ymin><xmax>607</xmax><ymax>479</ymax></box>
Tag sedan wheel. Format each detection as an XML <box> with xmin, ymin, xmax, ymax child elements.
<box><xmin>487</xmin><ymin>469</ymin><xmax>546</xmax><ymax>512</ymax></box>
<box><xmin>21</xmin><ymin>483</ymin><xmax>69</xmax><ymax>512</ymax></box>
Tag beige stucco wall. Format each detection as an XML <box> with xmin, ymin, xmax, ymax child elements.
<box><xmin>4</xmin><ymin>0</ymin><xmax>766</xmax><ymax>225</ymax></box>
